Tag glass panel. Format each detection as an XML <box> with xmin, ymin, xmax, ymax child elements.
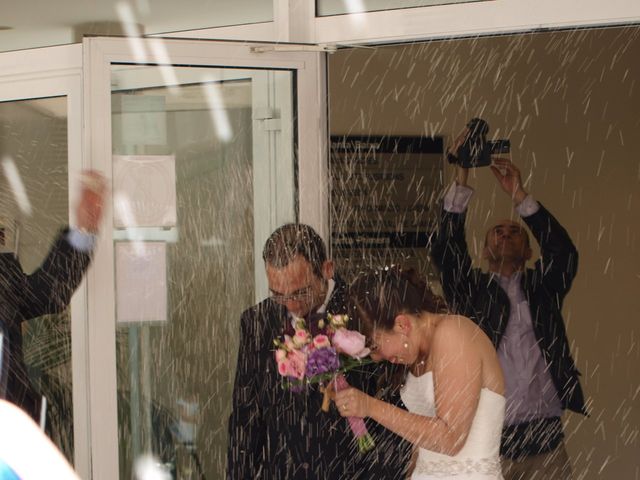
<box><xmin>110</xmin><ymin>64</ymin><xmax>294</xmax><ymax>478</ymax></box>
<box><xmin>0</xmin><ymin>96</ymin><xmax>74</xmax><ymax>460</ymax></box>
<box><xmin>329</xmin><ymin>135</ymin><xmax>444</xmax><ymax>282</ymax></box>
<box><xmin>317</xmin><ymin>0</ymin><xmax>485</xmax><ymax>16</ymax></box>
<box><xmin>0</xmin><ymin>0</ymin><xmax>273</xmax><ymax>53</ymax></box>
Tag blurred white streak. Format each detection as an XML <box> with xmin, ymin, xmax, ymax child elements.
<box><xmin>148</xmin><ymin>40</ymin><xmax>179</xmax><ymax>93</ymax></box>
<box><xmin>343</xmin><ymin>0</ymin><xmax>366</xmax><ymax>13</ymax></box>
<box><xmin>2</xmin><ymin>156</ymin><xmax>32</xmax><ymax>216</ymax></box>
<box><xmin>115</xmin><ymin>2</ymin><xmax>147</xmax><ymax>63</ymax></box>
<box><xmin>200</xmin><ymin>235</ymin><xmax>226</xmax><ymax>246</ymax></box>
<box><xmin>342</xmin><ymin>0</ymin><xmax>366</xmax><ymax>26</ymax></box>
<box><xmin>134</xmin><ymin>454</ymin><xmax>171</xmax><ymax>480</ymax></box>
<box><xmin>114</xmin><ymin>192</ymin><xmax>146</xmax><ymax>256</ymax></box>
<box><xmin>202</xmin><ymin>79</ymin><xmax>233</xmax><ymax>142</ymax></box>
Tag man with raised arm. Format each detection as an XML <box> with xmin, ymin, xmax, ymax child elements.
<box><xmin>431</xmin><ymin>158</ymin><xmax>586</xmax><ymax>479</ymax></box>
<box><xmin>0</xmin><ymin>171</ymin><xmax>105</xmax><ymax>422</ymax></box>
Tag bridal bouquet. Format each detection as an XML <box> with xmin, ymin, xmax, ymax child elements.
<box><xmin>273</xmin><ymin>313</ymin><xmax>375</xmax><ymax>453</ymax></box>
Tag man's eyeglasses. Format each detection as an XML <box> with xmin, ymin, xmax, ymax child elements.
<box><xmin>270</xmin><ymin>286</ymin><xmax>314</xmax><ymax>303</ymax></box>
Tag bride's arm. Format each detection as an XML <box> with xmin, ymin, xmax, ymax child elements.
<box><xmin>335</xmin><ymin>319</ymin><xmax>484</xmax><ymax>456</ymax></box>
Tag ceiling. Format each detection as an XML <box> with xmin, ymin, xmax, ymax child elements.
<box><xmin>0</xmin><ymin>0</ymin><xmax>272</xmax><ymax>52</ymax></box>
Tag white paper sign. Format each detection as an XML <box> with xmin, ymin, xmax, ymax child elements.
<box><xmin>113</xmin><ymin>155</ymin><xmax>177</xmax><ymax>229</ymax></box>
<box><xmin>115</xmin><ymin>241</ymin><xmax>168</xmax><ymax>323</ymax></box>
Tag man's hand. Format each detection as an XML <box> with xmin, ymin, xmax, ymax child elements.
<box><xmin>76</xmin><ymin>170</ymin><xmax>106</xmax><ymax>234</ymax></box>
<box><xmin>490</xmin><ymin>158</ymin><xmax>527</xmax><ymax>205</ymax></box>
<box><xmin>447</xmin><ymin>128</ymin><xmax>470</xmax><ymax>187</ymax></box>
<box><xmin>446</xmin><ymin>127</ymin><xmax>468</xmax><ymax>161</ymax></box>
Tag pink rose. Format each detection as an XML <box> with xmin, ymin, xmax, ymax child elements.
<box><xmin>275</xmin><ymin>349</ymin><xmax>287</xmax><ymax>362</ymax></box>
<box><xmin>278</xmin><ymin>358</ymin><xmax>291</xmax><ymax>376</ymax></box>
<box><xmin>292</xmin><ymin>329</ymin><xmax>310</xmax><ymax>347</ymax></box>
<box><xmin>332</xmin><ymin>329</ymin><xmax>370</xmax><ymax>359</ymax></box>
<box><xmin>287</xmin><ymin>349</ymin><xmax>307</xmax><ymax>379</ymax></box>
<box><xmin>312</xmin><ymin>334</ymin><xmax>331</xmax><ymax>349</ymax></box>
<box><xmin>276</xmin><ymin>349</ymin><xmax>307</xmax><ymax>379</ymax></box>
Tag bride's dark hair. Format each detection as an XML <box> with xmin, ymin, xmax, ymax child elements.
<box><xmin>348</xmin><ymin>267</ymin><xmax>448</xmax><ymax>339</ymax></box>
<box><xmin>347</xmin><ymin>267</ymin><xmax>449</xmax><ymax>391</ymax></box>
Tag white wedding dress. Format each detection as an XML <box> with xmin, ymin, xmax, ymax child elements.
<box><xmin>400</xmin><ymin>372</ymin><xmax>505</xmax><ymax>479</ymax></box>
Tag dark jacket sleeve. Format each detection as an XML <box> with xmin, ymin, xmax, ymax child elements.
<box><xmin>17</xmin><ymin>228</ymin><xmax>93</xmax><ymax>321</ymax></box>
<box><xmin>227</xmin><ymin>307</ymin><xmax>266</xmax><ymax>479</ymax></box>
<box><xmin>523</xmin><ymin>203</ymin><xmax>579</xmax><ymax>297</ymax></box>
<box><xmin>430</xmin><ymin>208</ymin><xmax>478</xmax><ymax>316</ymax></box>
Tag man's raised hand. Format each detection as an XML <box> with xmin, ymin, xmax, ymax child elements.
<box><xmin>490</xmin><ymin>158</ymin><xmax>527</xmax><ymax>205</ymax></box>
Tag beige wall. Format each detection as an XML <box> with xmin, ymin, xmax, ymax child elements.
<box><xmin>329</xmin><ymin>26</ymin><xmax>640</xmax><ymax>478</ymax></box>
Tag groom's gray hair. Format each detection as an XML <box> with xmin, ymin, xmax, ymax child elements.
<box><xmin>262</xmin><ymin>223</ymin><xmax>327</xmax><ymax>278</ymax></box>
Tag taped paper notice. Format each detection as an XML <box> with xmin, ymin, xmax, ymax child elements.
<box><xmin>115</xmin><ymin>241</ymin><xmax>167</xmax><ymax>323</ymax></box>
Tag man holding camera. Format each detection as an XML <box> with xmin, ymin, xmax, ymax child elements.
<box><xmin>431</xmin><ymin>147</ymin><xmax>587</xmax><ymax>479</ymax></box>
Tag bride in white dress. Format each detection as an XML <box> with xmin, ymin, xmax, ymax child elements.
<box><xmin>334</xmin><ymin>269</ymin><xmax>505</xmax><ymax>479</ymax></box>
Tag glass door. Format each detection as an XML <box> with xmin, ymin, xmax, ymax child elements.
<box><xmin>83</xmin><ymin>36</ymin><xmax>326</xmax><ymax>479</ymax></box>
<box><xmin>0</xmin><ymin>44</ymin><xmax>92</xmax><ymax>478</ymax></box>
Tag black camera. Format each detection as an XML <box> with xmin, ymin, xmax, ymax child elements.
<box><xmin>447</xmin><ymin>118</ymin><xmax>510</xmax><ymax>168</ymax></box>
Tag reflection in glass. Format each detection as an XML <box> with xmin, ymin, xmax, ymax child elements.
<box><xmin>329</xmin><ymin>135</ymin><xmax>444</xmax><ymax>285</ymax></box>
<box><xmin>0</xmin><ymin>96</ymin><xmax>74</xmax><ymax>461</ymax></box>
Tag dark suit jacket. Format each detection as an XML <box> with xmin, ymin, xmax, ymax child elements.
<box><xmin>227</xmin><ymin>278</ymin><xmax>411</xmax><ymax>479</ymax></box>
<box><xmin>0</xmin><ymin>229</ymin><xmax>92</xmax><ymax>420</ymax></box>
<box><xmin>431</xmin><ymin>204</ymin><xmax>586</xmax><ymax>416</ymax></box>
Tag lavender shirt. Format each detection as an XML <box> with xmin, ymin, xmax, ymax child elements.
<box><xmin>443</xmin><ymin>183</ymin><xmax>562</xmax><ymax>425</ymax></box>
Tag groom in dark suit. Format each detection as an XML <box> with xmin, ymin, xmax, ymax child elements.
<box><xmin>227</xmin><ymin>223</ymin><xmax>410</xmax><ymax>479</ymax></box>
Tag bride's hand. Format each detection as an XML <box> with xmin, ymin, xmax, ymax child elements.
<box><xmin>334</xmin><ymin>387</ymin><xmax>371</xmax><ymax>418</ymax></box>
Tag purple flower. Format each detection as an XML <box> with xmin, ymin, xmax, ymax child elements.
<box><xmin>288</xmin><ymin>380</ymin><xmax>305</xmax><ymax>393</ymax></box>
<box><xmin>305</xmin><ymin>347</ymin><xmax>340</xmax><ymax>377</ymax></box>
